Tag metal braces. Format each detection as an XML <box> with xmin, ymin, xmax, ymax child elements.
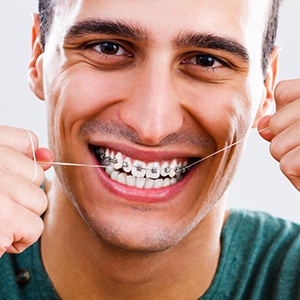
<box><xmin>97</xmin><ymin>148</ymin><xmax>186</xmax><ymax>176</ymax></box>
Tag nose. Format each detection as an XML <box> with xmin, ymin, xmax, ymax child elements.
<box><xmin>119</xmin><ymin>59</ymin><xmax>184</xmax><ymax>146</ymax></box>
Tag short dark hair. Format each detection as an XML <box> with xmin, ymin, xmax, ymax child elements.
<box><xmin>262</xmin><ymin>0</ymin><xmax>282</xmax><ymax>76</ymax></box>
<box><xmin>38</xmin><ymin>0</ymin><xmax>282</xmax><ymax>75</ymax></box>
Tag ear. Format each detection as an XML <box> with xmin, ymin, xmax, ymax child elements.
<box><xmin>252</xmin><ymin>46</ymin><xmax>280</xmax><ymax>127</ymax></box>
<box><xmin>28</xmin><ymin>13</ymin><xmax>45</xmax><ymax>101</ymax></box>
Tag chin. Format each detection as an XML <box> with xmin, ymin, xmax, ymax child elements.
<box><xmin>77</xmin><ymin>202</ymin><xmax>208</xmax><ymax>255</ymax></box>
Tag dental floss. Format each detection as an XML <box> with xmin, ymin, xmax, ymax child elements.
<box><xmin>26</xmin><ymin>129</ymin><xmax>38</xmax><ymax>183</ymax></box>
<box><xmin>36</xmin><ymin>127</ymin><xmax>269</xmax><ymax>171</ymax></box>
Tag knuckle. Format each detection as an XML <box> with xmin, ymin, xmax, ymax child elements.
<box><xmin>269</xmin><ymin>139</ymin><xmax>282</xmax><ymax>161</ymax></box>
<box><xmin>274</xmin><ymin>80</ymin><xmax>287</xmax><ymax>102</ymax></box>
<box><xmin>35</xmin><ymin>188</ymin><xmax>48</xmax><ymax>215</ymax></box>
<box><xmin>27</xmin><ymin>184</ymin><xmax>49</xmax><ymax>215</ymax></box>
<box><xmin>279</xmin><ymin>154</ymin><xmax>300</xmax><ymax>184</ymax></box>
<box><xmin>268</xmin><ymin>116</ymin><xmax>279</xmax><ymax>135</ymax></box>
<box><xmin>32</xmin><ymin>165</ymin><xmax>45</xmax><ymax>186</ymax></box>
<box><xmin>28</xmin><ymin>215</ymin><xmax>44</xmax><ymax>240</ymax></box>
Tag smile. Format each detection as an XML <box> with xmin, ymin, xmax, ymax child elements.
<box><xmin>93</xmin><ymin>146</ymin><xmax>195</xmax><ymax>189</ymax></box>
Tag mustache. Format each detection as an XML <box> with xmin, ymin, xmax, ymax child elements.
<box><xmin>80</xmin><ymin>120</ymin><xmax>216</xmax><ymax>150</ymax></box>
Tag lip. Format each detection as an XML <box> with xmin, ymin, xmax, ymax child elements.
<box><xmin>88</xmin><ymin>139</ymin><xmax>197</xmax><ymax>163</ymax></box>
<box><xmin>88</xmin><ymin>144</ymin><xmax>200</xmax><ymax>204</ymax></box>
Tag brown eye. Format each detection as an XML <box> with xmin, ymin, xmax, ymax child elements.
<box><xmin>100</xmin><ymin>42</ymin><xmax>120</xmax><ymax>55</ymax></box>
<box><xmin>196</xmin><ymin>55</ymin><xmax>215</xmax><ymax>67</ymax></box>
<box><xmin>182</xmin><ymin>54</ymin><xmax>224</xmax><ymax>70</ymax></box>
<box><xmin>94</xmin><ymin>42</ymin><xmax>127</xmax><ymax>56</ymax></box>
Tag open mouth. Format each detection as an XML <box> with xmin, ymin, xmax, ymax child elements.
<box><xmin>92</xmin><ymin>146</ymin><xmax>197</xmax><ymax>189</ymax></box>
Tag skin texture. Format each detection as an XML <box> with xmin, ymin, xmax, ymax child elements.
<box><xmin>0</xmin><ymin>0</ymin><xmax>298</xmax><ymax>299</ymax></box>
<box><xmin>26</xmin><ymin>0</ymin><xmax>282</xmax><ymax>298</ymax></box>
<box><xmin>33</xmin><ymin>0</ymin><xmax>275</xmax><ymax>250</ymax></box>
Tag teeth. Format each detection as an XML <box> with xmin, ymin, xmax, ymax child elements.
<box><xmin>105</xmin><ymin>165</ymin><xmax>114</xmax><ymax>176</ymax></box>
<box><xmin>114</xmin><ymin>152</ymin><xmax>123</xmax><ymax>169</ymax></box>
<box><xmin>132</xmin><ymin>160</ymin><xmax>147</xmax><ymax>178</ymax></box>
<box><xmin>111</xmin><ymin>171</ymin><xmax>120</xmax><ymax>181</ymax></box>
<box><xmin>161</xmin><ymin>161</ymin><xmax>170</xmax><ymax>177</ymax></box>
<box><xmin>169</xmin><ymin>159</ymin><xmax>177</xmax><ymax>178</ymax></box>
<box><xmin>144</xmin><ymin>179</ymin><xmax>154</xmax><ymax>189</ymax></box>
<box><xmin>163</xmin><ymin>178</ymin><xmax>170</xmax><ymax>187</ymax></box>
<box><xmin>105</xmin><ymin>149</ymin><xmax>110</xmax><ymax>164</ymax></box>
<box><xmin>98</xmin><ymin>147</ymin><xmax>190</xmax><ymax>189</ymax></box>
<box><xmin>117</xmin><ymin>173</ymin><xmax>127</xmax><ymax>185</ymax></box>
<box><xmin>146</xmin><ymin>162</ymin><xmax>160</xmax><ymax>179</ymax></box>
<box><xmin>126</xmin><ymin>175</ymin><xmax>136</xmax><ymax>187</ymax></box>
<box><xmin>175</xmin><ymin>162</ymin><xmax>183</xmax><ymax>175</ymax></box>
<box><xmin>136</xmin><ymin>177</ymin><xmax>146</xmax><ymax>188</ymax></box>
<box><xmin>170</xmin><ymin>178</ymin><xmax>177</xmax><ymax>185</ymax></box>
<box><xmin>123</xmin><ymin>157</ymin><xmax>132</xmax><ymax>173</ymax></box>
<box><xmin>154</xmin><ymin>179</ymin><xmax>163</xmax><ymax>189</ymax></box>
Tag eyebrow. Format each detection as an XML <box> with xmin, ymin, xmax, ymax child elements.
<box><xmin>65</xmin><ymin>19</ymin><xmax>250</xmax><ymax>62</ymax></box>
<box><xmin>65</xmin><ymin>19</ymin><xmax>148</xmax><ymax>42</ymax></box>
<box><xmin>176</xmin><ymin>32</ymin><xmax>250</xmax><ymax>62</ymax></box>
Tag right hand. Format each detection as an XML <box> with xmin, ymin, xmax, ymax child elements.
<box><xmin>0</xmin><ymin>125</ymin><xmax>53</xmax><ymax>257</ymax></box>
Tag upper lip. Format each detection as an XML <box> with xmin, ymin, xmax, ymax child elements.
<box><xmin>88</xmin><ymin>140</ymin><xmax>203</xmax><ymax>163</ymax></box>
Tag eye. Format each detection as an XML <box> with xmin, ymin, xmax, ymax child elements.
<box><xmin>195</xmin><ymin>55</ymin><xmax>217</xmax><ymax>67</ymax></box>
<box><xmin>93</xmin><ymin>41</ymin><xmax>128</xmax><ymax>56</ymax></box>
<box><xmin>183</xmin><ymin>54</ymin><xmax>226</xmax><ymax>69</ymax></box>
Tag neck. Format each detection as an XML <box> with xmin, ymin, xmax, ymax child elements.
<box><xmin>41</xmin><ymin>176</ymin><xmax>228</xmax><ymax>300</ymax></box>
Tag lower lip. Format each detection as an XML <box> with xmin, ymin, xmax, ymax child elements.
<box><xmin>92</xmin><ymin>157</ymin><xmax>197</xmax><ymax>204</ymax></box>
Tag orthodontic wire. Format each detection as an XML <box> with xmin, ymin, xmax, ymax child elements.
<box><xmin>36</xmin><ymin>127</ymin><xmax>269</xmax><ymax>173</ymax></box>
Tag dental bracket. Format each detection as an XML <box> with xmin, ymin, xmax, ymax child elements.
<box><xmin>97</xmin><ymin>150</ymin><xmax>185</xmax><ymax>176</ymax></box>
<box><xmin>135</xmin><ymin>165</ymin><xmax>144</xmax><ymax>172</ymax></box>
<box><xmin>151</xmin><ymin>167</ymin><xmax>158</xmax><ymax>174</ymax></box>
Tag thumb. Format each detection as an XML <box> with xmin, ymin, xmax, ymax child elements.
<box><xmin>258</xmin><ymin>115</ymin><xmax>275</xmax><ymax>142</ymax></box>
<box><xmin>35</xmin><ymin>148</ymin><xmax>54</xmax><ymax>171</ymax></box>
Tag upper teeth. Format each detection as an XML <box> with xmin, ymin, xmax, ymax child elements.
<box><xmin>96</xmin><ymin>148</ymin><xmax>188</xmax><ymax>180</ymax></box>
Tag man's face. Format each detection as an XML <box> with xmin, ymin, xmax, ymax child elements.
<box><xmin>37</xmin><ymin>0</ymin><xmax>272</xmax><ymax>251</ymax></box>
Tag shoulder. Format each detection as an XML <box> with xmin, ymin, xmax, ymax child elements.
<box><xmin>223</xmin><ymin>209</ymin><xmax>300</xmax><ymax>270</ymax></box>
<box><xmin>224</xmin><ymin>209</ymin><xmax>300</xmax><ymax>242</ymax></box>
<box><xmin>204</xmin><ymin>210</ymin><xmax>300</xmax><ymax>299</ymax></box>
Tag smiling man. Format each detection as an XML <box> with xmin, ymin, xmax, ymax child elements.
<box><xmin>1</xmin><ymin>0</ymin><xmax>300</xmax><ymax>299</ymax></box>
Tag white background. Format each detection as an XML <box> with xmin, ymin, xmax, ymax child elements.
<box><xmin>0</xmin><ymin>1</ymin><xmax>299</xmax><ymax>222</ymax></box>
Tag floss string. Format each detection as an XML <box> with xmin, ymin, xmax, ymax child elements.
<box><xmin>27</xmin><ymin>129</ymin><xmax>38</xmax><ymax>183</ymax></box>
<box><xmin>36</xmin><ymin>127</ymin><xmax>269</xmax><ymax>172</ymax></box>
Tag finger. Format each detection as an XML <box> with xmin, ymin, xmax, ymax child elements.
<box><xmin>269</xmin><ymin>120</ymin><xmax>300</xmax><ymax>162</ymax></box>
<box><xmin>0</xmin><ymin>126</ymin><xmax>38</xmax><ymax>158</ymax></box>
<box><xmin>0</xmin><ymin>171</ymin><xmax>48</xmax><ymax>215</ymax></box>
<box><xmin>0</xmin><ymin>203</ymin><xmax>44</xmax><ymax>256</ymax></box>
<box><xmin>35</xmin><ymin>147</ymin><xmax>54</xmax><ymax>171</ymax></box>
<box><xmin>269</xmin><ymin>98</ymin><xmax>300</xmax><ymax>135</ymax></box>
<box><xmin>0</xmin><ymin>146</ymin><xmax>45</xmax><ymax>185</ymax></box>
<box><xmin>279</xmin><ymin>144</ymin><xmax>300</xmax><ymax>191</ymax></box>
<box><xmin>258</xmin><ymin>115</ymin><xmax>275</xmax><ymax>142</ymax></box>
<box><xmin>275</xmin><ymin>79</ymin><xmax>300</xmax><ymax>111</ymax></box>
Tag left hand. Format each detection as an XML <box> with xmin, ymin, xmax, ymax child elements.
<box><xmin>259</xmin><ymin>78</ymin><xmax>300</xmax><ymax>191</ymax></box>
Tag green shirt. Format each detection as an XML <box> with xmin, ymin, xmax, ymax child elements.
<box><xmin>1</xmin><ymin>210</ymin><xmax>300</xmax><ymax>299</ymax></box>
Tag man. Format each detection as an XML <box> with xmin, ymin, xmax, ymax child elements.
<box><xmin>1</xmin><ymin>0</ymin><xmax>300</xmax><ymax>298</ymax></box>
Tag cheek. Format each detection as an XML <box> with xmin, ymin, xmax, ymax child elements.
<box><xmin>183</xmin><ymin>83</ymin><xmax>255</xmax><ymax>145</ymax></box>
<box><xmin>57</xmin><ymin>68</ymin><xmax>131</xmax><ymax>122</ymax></box>
<box><xmin>45</xmin><ymin>67</ymin><xmax>132</xmax><ymax>150</ymax></box>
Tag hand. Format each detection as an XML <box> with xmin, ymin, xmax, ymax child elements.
<box><xmin>0</xmin><ymin>126</ymin><xmax>53</xmax><ymax>257</ymax></box>
<box><xmin>259</xmin><ymin>79</ymin><xmax>300</xmax><ymax>191</ymax></box>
